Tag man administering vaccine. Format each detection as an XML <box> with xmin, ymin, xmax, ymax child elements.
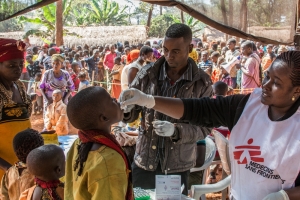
<box><xmin>122</xmin><ymin>23</ymin><xmax>212</xmax><ymax>195</ymax></box>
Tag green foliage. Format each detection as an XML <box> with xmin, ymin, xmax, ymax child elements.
<box><xmin>69</xmin><ymin>7</ymin><xmax>91</xmax><ymax>26</ymax></box>
<box><xmin>148</xmin><ymin>14</ymin><xmax>180</xmax><ymax>37</ymax></box>
<box><xmin>0</xmin><ymin>0</ymin><xmax>27</xmax><ymax>20</ymax></box>
<box><xmin>18</xmin><ymin>0</ymin><xmax>76</xmax><ymax>42</ymax></box>
<box><xmin>149</xmin><ymin>13</ymin><xmax>206</xmax><ymax>38</ymax></box>
<box><xmin>88</xmin><ymin>0</ymin><xmax>128</xmax><ymax>25</ymax></box>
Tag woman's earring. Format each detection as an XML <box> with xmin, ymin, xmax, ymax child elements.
<box><xmin>292</xmin><ymin>96</ymin><xmax>295</xmax><ymax>101</ymax></box>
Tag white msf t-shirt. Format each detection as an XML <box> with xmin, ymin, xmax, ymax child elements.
<box><xmin>229</xmin><ymin>88</ymin><xmax>300</xmax><ymax>199</ymax></box>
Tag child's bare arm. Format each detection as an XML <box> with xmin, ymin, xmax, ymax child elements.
<box><xmin>110</xmin><ymin>71</ymin><xmax>119</xmax><ymax>76</ymax></box>
<box><xmin>0</xmin><ymin>157</ymin><xmax>11</xmax><ymax>171</ymax></box>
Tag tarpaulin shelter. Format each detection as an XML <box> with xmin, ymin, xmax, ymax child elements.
<box><xmin>141</xmin><ymin>0</ymin><xmax>299</xmax><ymax>45</ymax></box>
<box><xmin>1</xmin><ymin>0</ymin><xmax>300</xmax><ymax>45</ymax></box>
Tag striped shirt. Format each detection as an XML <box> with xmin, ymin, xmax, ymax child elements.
<box><xmin>157</xmin><ymin>62</ymin><xmax>193</xmax><ymax>161</ymax></box>
<box><xmin>159</xmin><ymin>62</ymin><xmax>193</xmax><ymax>98</ymax></box>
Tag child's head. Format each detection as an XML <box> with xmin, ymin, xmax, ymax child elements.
<box><xmin>114</xmin><ymin>57</ymin><xmax>121</xmax><ymax>65</ymax></box>
<box><xmin>201</xmin><ymin>51</ymin><xmax>208</xmax><ymax>62</ymax></box>
<box><xmin>35</xmin><ymin>72</ymin><xmax>42</xmax><ymax>82</ymax></box>
<box><xmin>25</xmin><ymin>55</ymin><xmax>33</xmax><ymax>64</ymax></box>
<box><xmin>211</xmin><ymin>51</ymin><xmax>220</xmax><ymax>63</ymax></box>
<box><xmin>83</xmin><ymin>50</ymin><xmax>89</xmax><ymax>56</ymax></box>
<box><xmin>74</xmin><ymin>53</ymin><xmax>80</xmax><ymax>60</ymax></box>
<box><xmin>78</xmin><ymin>71</ymin><xmax>86</xmax><ymax>82</ymax></box>
<box><xmin>213</xmin><ymin>81</ymin><xmax>228</xmax><ymax>96</ymax></box>
<box><xmin>52</xmin><ymin>90</ymin><xmax>63</xmax><ymax>103</ymax></box>
<box><xmin>217</xmin><ymin>56</ymin><xmax>225</xmax><ymax>67</ymax></box>
<box><xmin>266</xmin><ymin>44</ymin><xmax>273</xmax><ymax>53</ymax></box>
<box><xmin>13</xmin><ymin>129</ymin><xmax>44</xmax><ymax>163</ymax></box>
<box><xmin>71</xmin><ymin>62</ymin><xmax>80</xmax><ymax>74</ymax></box>
<box><xmin>93</xmin><ymin>50</ymin><xmax>99</xmax><ymax>58</ymax></box>
<box><xmin>124</xmin><ymin>47</ymin><xmax>130</xmax><ymax>55</ymax></box>
<box><xmin>27</xmin><ymin>145</ymin><xmax>65</xmax><ymax>181</ymax></box>
<box><xmin>67</xmin><ymin>86</ymin><xmax>123</xmax><ymax>130</ymax></box>
<box><xmin>63</xmin><ymin>60</ymin><xmax>71</xmax><ymax>69</ymax></box>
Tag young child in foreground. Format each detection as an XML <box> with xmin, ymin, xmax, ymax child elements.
<box><xmin>65</xmin><ymin>86</ymin><xmax>133</xmax><ymax>200</ymax></box>
<box><xmin>19</xmin><ymin>144</ymin><xmax>65</xmax><ymax>200</ymax></box>
<box><xmin>0</xmin><ymin>129</ymin><xmax>44</xmax><ymax>200</ymax></box>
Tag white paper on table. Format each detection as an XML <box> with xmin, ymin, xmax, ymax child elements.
<box><xmin>155</xmin><ymin>175</ymin><xmax>181</xmax><ymax>200</ymax></box>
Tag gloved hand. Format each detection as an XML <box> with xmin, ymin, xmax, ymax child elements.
<box><xmin>262</xmin><ymin>190</ymin><xmax>289</xmax><ymax>200</ymax></box>
<box><xmin>152</xmin><ymin>120</ymin><xmax>175</xmax><ymax>137</ymax></box>
<box><xmin>120</xmin><ymin>88</ymin><xmax>155</xmax><ymax>110</ymax></box>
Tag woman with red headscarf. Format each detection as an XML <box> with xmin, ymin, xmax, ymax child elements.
<box><xmin>0</xmin><ymin>39</ymin><xmax>32</xmax><ymax>179</ymax></box>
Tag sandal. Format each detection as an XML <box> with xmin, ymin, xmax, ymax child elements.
<box><xmin>206</xmin><ymin>172</ymin><xmax>217</xmax><ymax>184</ymax></box>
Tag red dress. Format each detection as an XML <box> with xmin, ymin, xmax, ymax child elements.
<box><xmin>71</xmin><ymin>73</ymin><xmax>80</xmax><ymax>96</ymax></box>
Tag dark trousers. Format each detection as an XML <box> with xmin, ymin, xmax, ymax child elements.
<box><xmin>231</xmin><ymin>77</ymin><xmax>237</xmax><ymax>89</ymax></box>
<box><xmin>132</xmin><ymin>161</ymin><xmax>190</xmax><ymax>195</ymax></box>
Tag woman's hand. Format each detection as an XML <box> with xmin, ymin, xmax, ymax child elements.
<box><xmin>120</xmin><ymin>88</ymin><xmax>155</xmax><ymax>109</ymax></box>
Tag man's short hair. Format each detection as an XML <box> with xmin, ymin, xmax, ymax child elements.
<box><xmin>227</xmin><ymin>38</ymin><xmax>236</xmax><ymax>45</ymax></box>
<box><xmin>242</xmin><ymin>41</ymin><xmax>253</xmax><ymax>49</ymax></box>
<box><xmin>165</xmin><ymin>23</ymin><xmax>192</xmax><ymax>43</ymax></box>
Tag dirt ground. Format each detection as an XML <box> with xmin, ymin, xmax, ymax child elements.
<box><xmin>31</xmin><ymin>113</ymin><xmax>44</xmax><ymax>132</ymax></box>
<box><xmin>31</xmin><ymin>115</ymin><xmax>225</xmax><ymax>200</ymax></box>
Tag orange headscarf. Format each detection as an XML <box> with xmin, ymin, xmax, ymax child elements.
<box><xmin>126</xmin><ymin>50</ymin><xmax>140</xmax><ymax>64</ymax></box>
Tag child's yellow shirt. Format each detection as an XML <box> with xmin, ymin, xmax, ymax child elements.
<box><xmin>64</xmin><ymin>139</ymin><xmax>128</xmax><ymax>200</ymax></box>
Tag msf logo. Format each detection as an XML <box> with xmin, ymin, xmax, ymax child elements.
<box><xmin>233</xmin><ymin>138</ymin><xmax>264</xmax><ymax>164</ymax></box>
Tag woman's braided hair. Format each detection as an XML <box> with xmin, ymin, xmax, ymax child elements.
<box><xmin>276</xmin><ymin>51</ymin><xmax>300</xmax><ymax>86</ymax></box>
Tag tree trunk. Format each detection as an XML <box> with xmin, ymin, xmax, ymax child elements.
<box><xmin>229</xmin><ymin>0</ymin><xmax>233</xmax><ymax>26</ymax></box>
<box><xmin>160</xmin><ymin>6</ymin><xmax>162</xmax><ymax>15</ymax></box>
<box><xmin>238</xmin><ymin>1</ymin><xmax>243</xmax><ymax>29</ymax></box>
<box><xmin>181</xmin><ymin>0</ymin><xmax>185</xmax><ymax>23</ymax></box>
<box><xmin>239</xmin><ymin>0</ymin><xmax>247</xmax><ymax>31</ymax></box>
<box><xmin>221</xmin><ymin>0</ymin><xmax>228</xmax><ymax>25</ymax></box>
<box><xmin>146</xmin><ymin>4</ymin><xmax>154</xmax><ymax>28</ymax></box>
<box><xmin>242</xmin><ymin>0</ymin><xmax>248</xmax><ymax>32</ymax></box>
<box><xmin>55</xmin><ymin>0</ymin><xmax>63</xmax><ymax>46</ymax></box>
<box><xmin>181</xmin><ymin>11</ymin><xmax>185</xmax><ymax>23</ymax></box>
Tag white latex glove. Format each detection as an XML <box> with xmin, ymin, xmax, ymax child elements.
<box><xmin>152</xmin><ymin>120</ymin><xmax>175</xmax><ymax>137</ymax></box>
<box><xmin>120</xmin><ymin>88</ymin><xmax>155</xmax><ymax>110</ymax></box>
<box><xmin>262</xmin><ymin>190</ymin><xmax>289</xmax><ymax>200</ymax></box>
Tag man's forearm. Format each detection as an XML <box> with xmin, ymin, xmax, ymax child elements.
<box><xmin>153</xmin><ymin>97</ymin><xmax>184</xmax><ymax>119</ymax></box>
